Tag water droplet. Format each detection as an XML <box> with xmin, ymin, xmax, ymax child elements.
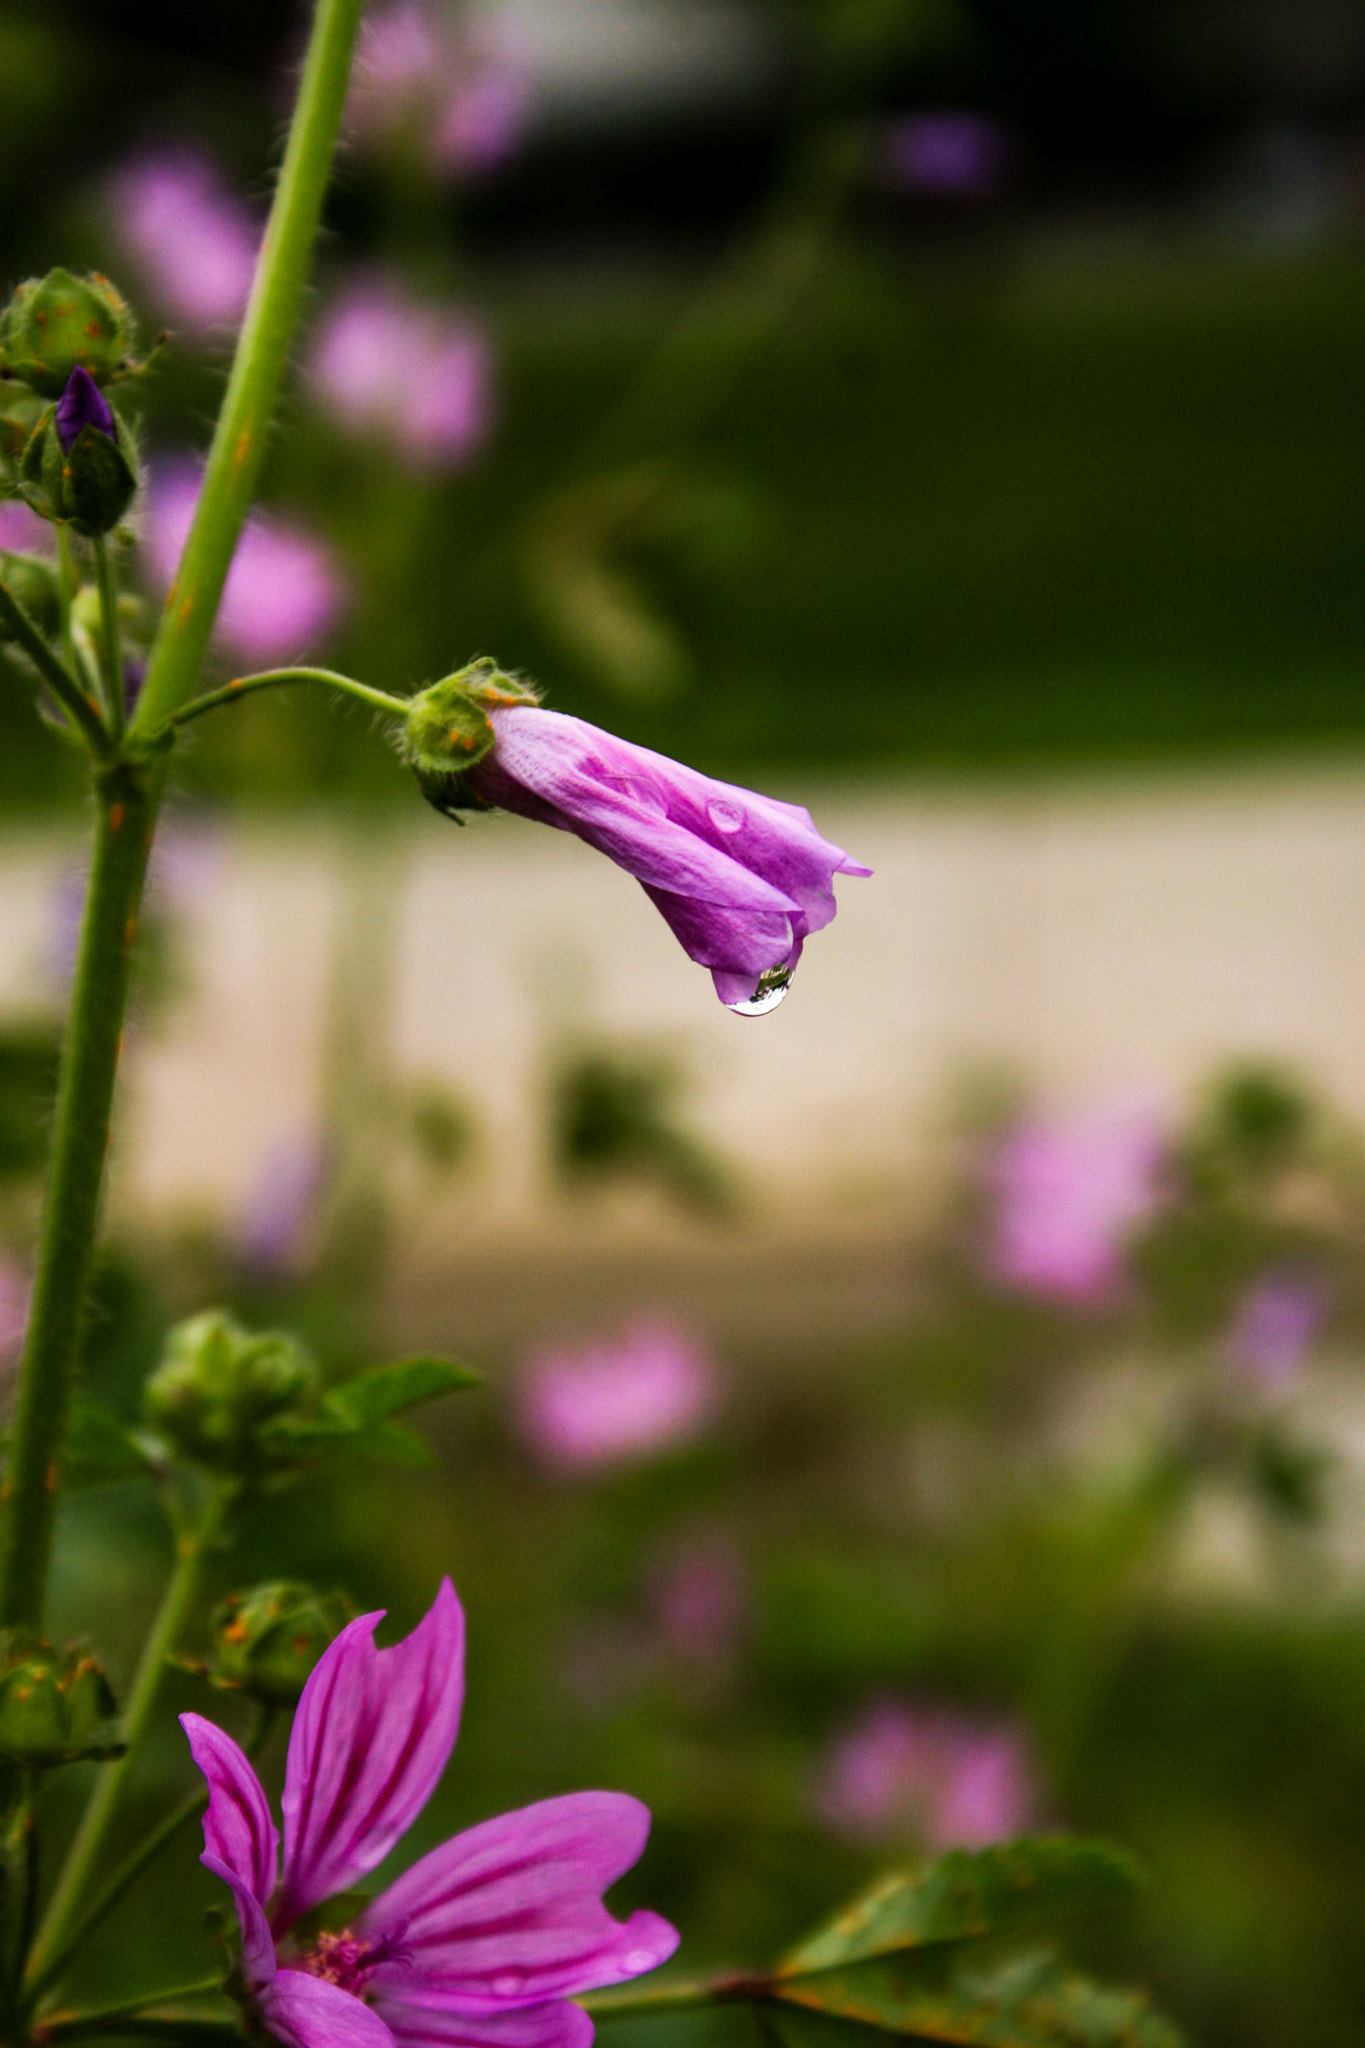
<box><xmin>492</xmin><ymin>1973</ymin><xmax>524</xmax><ymax>1998</ymax></box>
<box><xmin>707</xmin><ymin>799</ymin><xmax>744</xmax><ymax>834</ymax></box>
<box><xmin>726</xmin><ymin>966</ymin><xmax>793</xmax><ymax>1018</ymax></box>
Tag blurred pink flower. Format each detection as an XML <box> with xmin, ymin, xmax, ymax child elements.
<box><xmin>813</xmin><ymin>1701</ymin><xmax>1035</xmax><ymax>1850</ymax></box>
<box><xmin>987</xmin><ymin>1106</ymin><xmax>1164</xmax><ymax>1305</ymax></box>
<box><xmin>1228</xmin><ymin>1270</ymin><xmax>1327</xmax><ymax>1395</ymax></box>
<box><xmin>646</xmin><ymin>1530</ymin><xmax>747</xmax><ymax>1662</ymax></box>
<box><xmin>0</xmin><ymin>502</ymin><xmax>54</xmax><ymax>554</ymax></box>
<box><xmin>143</xmin><ymin>460</ymin><xmax>346</xmax><ymax>665</ymax></box>
<box><xmin>307</xmin><ymin>278</ymin><xmax>494</xmax><ymax>469</ymax></box>
<box><xmin>517</xmin><ymin>1319</ymin><xmax>718</xmax><ymax>1476</ymax></box>
<box><xmin>234</xmin><ymin>1131</ymin><xmax>333</xmax><ymax>1279</ymax></box>
<box><xmin>882</xmin><ymin>111</ymin><xmax>1012</xmax><ymax>198</ymax></box>
<box><xmin>348</xmin><ymin>0</ymin><xmax>528</xmax><ymax>177</ymax></box>
<box><xmin>0</xmin><ymin>1260</ymin><xmax>29</xmax><ymax>1371</ymax></box>
<box><xmin>104</xmin><ymin>148</ymin><xmax>260</xmax><ymax>334</ymax></box>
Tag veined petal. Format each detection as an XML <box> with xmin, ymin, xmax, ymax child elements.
<box><xmin>182</xmin><ymin>1712</ymin><xmax>279</xmax><ymax>1905</ymax></box>
<box><xmin>264</xmin><ymin>1970</ymin><xmax>398</xmax><ymax>2048</ymax></box>
<box><xmin>278</xmin><ymin>1579</ymin><xmax>465</xmax><ymax>1928</ymax></box>
<box><xmin>360</xmin><ymin>1792</ymin><xmax>680</xmax><ymax>2013</ymax></box>
<box><xmin>640</xmin><ymin>886</ymin><xmax>795</xmax><ymax>978</ymax></box>
<box><xmin>375</xmin><ymin>1999</ymin><xmax>594</xmax><ymax>2048</ymax></box>
<box><xmin>203</xmin><ymin>1852</ymin><xmax>277</xmax><ymax>1999</ymax></box>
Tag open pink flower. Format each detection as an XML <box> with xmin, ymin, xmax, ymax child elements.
<box><xmin>462</xmin><ymin>709</ymin><xmax>869</xmax><ymax>1012</ymax></box>
<box><xmin>308</xmin><ymin>279</ymin><xmax>494</xmax><ymax>469</ymax></box>
<box><xmin>183</xmin><ymin>1580</ymin><xmax>677</xmax><ymax>2048</ymax></box>
<box><xmin>517</xmin><ymin>1320</ymin><xmax>718</xmax><ymax>1475</ymax></box>
<box><xmin>812</xmin><ymin>1701</ymin><xmax>1035</xmax><ymax>1851</ymax></box>
<box><xmin>104</xmin><ymin>148</ymin><xmax>260</xmax><ymax>334</ymax></box>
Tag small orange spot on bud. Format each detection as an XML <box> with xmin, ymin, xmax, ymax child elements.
<box><xmin>85</xmin><ymin>321</ymin><xmax>106</xmax><ymax>339</ymax></box>
<box><xmin>223</xmin><ymin>1618</ymin><xmax>249</xmax><ymax>1644</ymax></box>
<box><xmin>108</xmin><ymin>802</ymin><xmax>125</xmax><ymax>832</ymax></box>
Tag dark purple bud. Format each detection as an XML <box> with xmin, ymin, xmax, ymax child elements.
<box><xmin>55</xmin><ymin>366</ymin><xmax>116</xmax><ymax>454</ymax></box>
<box><xmin>123</xmin><ymin>657</ymin><xmax>146</xmax><ymax>719</ymax></box>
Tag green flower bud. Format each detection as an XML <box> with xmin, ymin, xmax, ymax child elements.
<box><xmin>144</xmin><ymin>1309</ymin><xmax>321</xmax><ymax>1474</ymax></box>
<box><xmin>0</xmin><ymin>270</ymin><xmax>137</xmax><ymax>398</ymax></box>
<box><xmin>205</xmin><ymin>1582</ymin><xmax>357</xmax><ymax>1707</ymax></box>
<box><xmin>19</xmin><ymin>389</ymin><xmax>138</xmax><ymax>538</ymax></box>
<box><xmin>0</xmin><ymin>1633</ymin><xmax>119</xmax><ymax>1767</ymax></box>
<box><xmin>402</xmin><ymin>659</ymin><xmax>539</xmax><ymax>815</ymax></box>
<box><xmin>0</xmin><ymin>551</ymin><xmax>60</xmax><ymax>639</ymax></box>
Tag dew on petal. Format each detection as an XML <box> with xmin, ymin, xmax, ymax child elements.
<box><xmin>726</xmin><ymin>966</ymin><xmax>794</xmax><ymax>1018</ymax></box>
<box><xmin>707</xmin><ymin>799</ymin><xmax>745</xmax><ymax>834</ymax></box>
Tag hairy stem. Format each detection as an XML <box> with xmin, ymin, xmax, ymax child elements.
<box><xmin>0</xmin><ymin>581</ymin><xmax>108</xmax><ymax>756</ymax></box>
<box><xmin>91</xmin><ymin>537</ymin><xmax>126</xmax><ymax>741</ymax></box>
<box><xmin>128</xmin><ymin>0</ymin><xmax>366</xmax><ymax>737</ymax></box>
<box><xmin>56</xmin><ymin>526</ymin><xmax>77</xmax><ymax>679</ymax></box>
<box><xmin>169</xmin><ymin>666</ymin><xmax>409</xmax><ymax>734</ymax></box>
<box><xmin>26</xmin><ymin>1480</ymin><xmax>238</xmax><ymax>1992</ymax></box>
<box><xmin>0</xmin><ymin>760</ymin><xmax>155</xmax><ymax>1631</ymax></box>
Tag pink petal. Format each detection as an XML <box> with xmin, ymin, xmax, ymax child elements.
<box><xmin>360</xmin><ymin>1792</ymin><xmax>679</xmax><ymax>2012</ymax></box>
<box><xmin>377</xmin><ymin>2001</ymin><xmax>594</xmax><ymax>2048</ymax></box>
<box><xmin>264</xmin><ymin>1970</ymin><xmax>398</xmax><ymax>2048</ymax></box>
<box><xmin>181</xmin><ymin>1713</ymin><xmax>279</xmax><ymax>1905</ymax></box>
<box><xmin>202</xmin><ymin>1852</ymin><xmax>277</xmax><ymax>1998</ymax></box>
<box><xmin>277</xmin><ymin>1579</ymin><xmax>465</xmax><ymax>1928</ymax></box>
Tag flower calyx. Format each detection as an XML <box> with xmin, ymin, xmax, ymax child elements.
<box><xmin>0</xmin><ymin>550</ymin><xmax>61</xmax><ymax>640</ymax></box>
<box><xmin>0</xmin><ymin>1632</ymin><xmax>122</xmax><ymax>1768</ymax></box>
<box><xmin>143</xmin><ymin>1309</ymin><xmax>321</xmax><ymax>1478</ymax></box>
<box><xmin>197</xmin><ymin>1581</ymin><xmax>358</xmax><ymax>1708</ymax></box>
<box><xmin>0</xmin><ymin>269</ymin><xmax>141</xmax><ymax>397</ymax></box>
<box><xmin>401</xmin><ymin>656</ymin><xmax>538</xmax><ymax>816</ymax></box>
<box><xmin>19</xmin><ymin>367</ymin><xmax>139</xmax><ymax>536</ymax></box>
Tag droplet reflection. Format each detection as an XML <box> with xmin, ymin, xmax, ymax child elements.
<box><xmin>707</xmin><ymin>799</ymin><xmax>745</xmax><ymax>834</ymax></box>
<box><xmin>726</xmin><ymin>966</ymin><xmax>793</xmax><ymax>1018</ymax></box>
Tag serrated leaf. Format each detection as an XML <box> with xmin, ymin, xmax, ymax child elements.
<box><xmin>780</xmin><ymin>1844</ymin><xmax>1141</xmax><ymax>1975</ymax></box>
<box><xmin>325</xmin><ymin>1355</ymin><xmax>480</xmax><ymax>1427</ymax></box>
<box><xmin>769</xmin><ymin>1949</ymin><xmax>1181</xmax><ymax>2048</ymax></box>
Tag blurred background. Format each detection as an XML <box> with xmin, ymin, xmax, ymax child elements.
<box><xmin>3</xmin><ymin>1</ymin><xmax>1365</xmax><ymax>2045</ymax></box>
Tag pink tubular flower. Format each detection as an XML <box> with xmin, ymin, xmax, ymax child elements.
<box><xmin>104</xmin><ymin>148</ymin><xmax>260</xmax><ymax>334</ymax></box>
<box><xmin>182</xmin><ymin>1580</ymin><xmax>678</xmax><ymax>2048</ymax></box>
<box><xmin>987</xmin><ymin>1106</ymin><xmax>1164</xmax><ymax>1305</ymax></box>
<box><xmin>813</xmin><ymin>1702</ymin><xmax>1035</xmax><ymax>1851</ymax></box>
<box><xmin>144</xmin><ymin>460</ymin><xmax>346</xmax><ymax>665</ymax></box>
<box><xmin>518</xmin><ymin>1320</ymin><xmax>717</xmax><ymax>1475</ymax></box>
<box><xmin>461</xmin><ymin>708</ymin><xmax>870</xmax><ymax>1013</ymax></box>
<box><xmin>308</xmin><ymin>279</ymin><xmax>494</xmax><ymax>469</ymax></box>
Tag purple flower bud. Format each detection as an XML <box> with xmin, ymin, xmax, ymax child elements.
<box><xmin>812</xmin><ymin>1701</ymin><xmax>1036</xmax><ymax>1850</ymax></box>
<box><xmin>54</xmin><ymin>367</ymin><xmax>116</xmax><ymax>454</ymax></box>
<box><xmin>882</xmin><ymin>111</ymin><xmax>1013</xmax><ymax>198</ymax></box>
<box><xmin>517</xmin><ymin>1318</ymin><xmax>720</xmax><ymax>1476</ymax></box>
<box><xmin>143</xmin><ymin>459</ymin><xmax>347</xmax><ymax>664</ymax></box>
<box><xmin>104</xmin><ymin>148</ymin><xmax>260</xmax><ymax>335</ymax></box>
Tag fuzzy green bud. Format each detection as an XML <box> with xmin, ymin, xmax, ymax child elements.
<box><xmin>144</xmin><ymin>1310</ymin><xmax>321</xmax><ymax>1474</ymax></box>
<box><xmin>0</xmin><ymin>552</ymin><xmax>60</xmax><ymax>639</ymax></box>
<box><xmin>402</xmin><ymin>658</ymin><xmax>538</xmax><ymax>818</ymax></box>
<box><xmin>205</xmin><ymin>1582</ymin><xmax>357</xmax><ymax>1707</ymax></box>
<box><xmin>0</xmin><ymin>270</ymin><xmax>137</xmax><ymax>397</ymax></box>
<box><xmin>0</xmin><ymin>1634</ymin><xmax>119</xmax><ymax>1767</ymax></box>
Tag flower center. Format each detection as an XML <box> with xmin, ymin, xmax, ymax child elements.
<box><xmin>301</xmin><ymin>1927</ymin><xmax>409</xmax><ymax>1996</ymax></box>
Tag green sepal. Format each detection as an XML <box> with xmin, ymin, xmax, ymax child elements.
<box><xmin>0</xmin><ymin>1632</ymin><xmax>123</xmax><ymax>1766</ymax></box>
<box><xmin>0</xmin><ymin>550</ymin><xmax>60</xmax><ymax>640</ymax></box>
<box><xmin>0</xmin><ymin>269</ymin><xmax>138</xmax><ymax>397</ymax></box>
<box><xmin>200</xmin><ymin>1581</ymin><xmax>357</xmax><ymax>1707</ymax></box>
<box><xmin>143</xmin><ymin>1310</ymin><xmax>321</xmax><ymax>1475</ymax></box>
<box><xmin>401</xmin><ymin>657</ymin><xmax>540</xmax><ymax>810</ymax></box>
<box><xmin>779</xmin><ymin>1842</ymin><xmax>1142</xmax><ymax>1976</ymax></box>
<box><xmin>63</xmin><ymin>1400</ymin><xmax>157</xmax><ymax>1489</ymax></box>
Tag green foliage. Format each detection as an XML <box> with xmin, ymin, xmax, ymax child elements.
<box><xmin>779</xmin><ymin>1843</ymin><xmax>1141</xmax><ymax>1973</ymax></box>
<box><xmin>551</xmin><ymin>1046</ymin><xmax>732</xmax><ymax>1215</ymax></box>
<box><xmin>0</xmin><ymin>1631</ymin><xmax>120</xmax><ymax>1767</ymax></box>
<box><xmin>201</xmin><ymin>1580</ymin><xmax>357</xmax><ymax>1706</ymax></box>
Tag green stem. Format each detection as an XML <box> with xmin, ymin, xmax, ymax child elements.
<box><xmin>128</xmin><ymin>0</ymin><xmax>366</xmax><ymax>738</ymax></box>
<box><xmin>25</xmin><ymin>1705</ymin><xmax>272</xmax><ymax>2010</ymax></box>
<box><xmin>0</xmin><ymin>581</ymin><xmax>108</xmax><ymax>756</ymax></box>
<box><xmin>25</xmin><ymin>1480</ymin><xmax>238</xmax><ymax>1991</ymax></box>
<box><xmin>56</xmin><ymin>526</ymin><xmax>76</xmax><ymax>678</ymax></box>
<box><xmin>0</xmin><ymin>760</ymin><xmax>155</xmax><ymax>1631</ymax></box>
<box><xmin>91</xmin><ymin>537</ymin><xmax>125</xmax><ymax>741</ymax></box>
<box><xmin>42</xmin><ymin>1980</ymin><xmax>232</xmax><ymax>2040</ymax></box>
<box><xmin>169</xmin><ymin>667</ymin><xmax>409</xmax><ymax>734</ymax></box>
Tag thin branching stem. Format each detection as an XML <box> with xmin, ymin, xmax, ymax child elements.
<box><xmin>169</xmin><ymin>666</ymin><xmax>410</xmax><ymax>734</ymax></box>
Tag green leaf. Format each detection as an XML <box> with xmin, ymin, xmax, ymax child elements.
<box><xmin>768</xmin><ymin>1949</ymin><xmax>1182</xmax><ymax>2048</ymax></box>
<box><xmin>324</xmin><ymin>1355</ymin><xmax>480</xmax><ymax>1427</ymax></box>
<box><xmin>63</xmin><ymin>1403</ymin><xmax>154</xmax><ymax>1489</ymax></box>
<box><xmin>780</xmin><ymin>1843</ymin><xmax>1141</xmax><ymax>1975</ymax></box>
